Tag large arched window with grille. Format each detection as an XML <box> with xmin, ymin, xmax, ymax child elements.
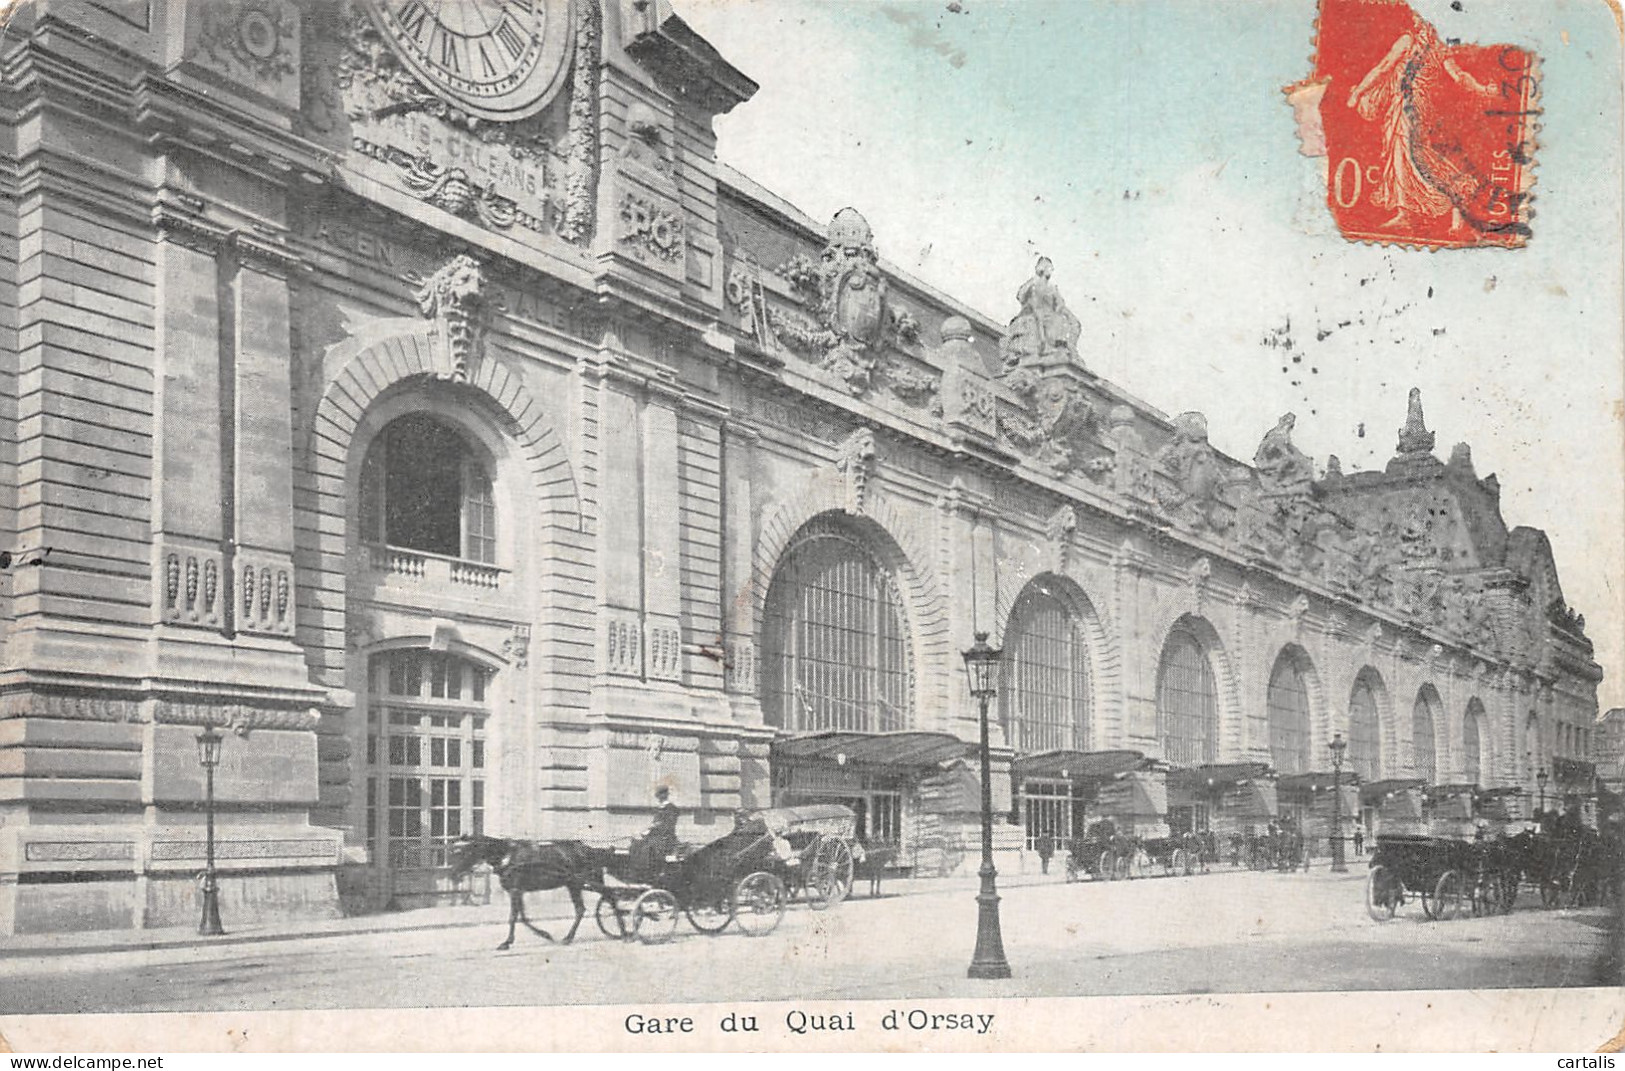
<box><xmin>1463</xmin><ymin>700</ymin><xmax>1484</xmax><ymax>786</ymax></box>
<box><xmin>1158</xmin><ymin>628</ymin><xmax>1217</xmax><ymax>766</ymax></box>
<box><xmin>360</xmin><ymin>414</ymin><xmax>497</xmax><ymax>564</ymax></box>
<box><xmin>1413</xmin><ymin>688</ymin><xmax>1441</xmax><ymax>783</ymax></box>
<box><xmin>1001</xmin><ymin>583</ymin><xmax>1090</xmax><ymax>753</ymax></box>
<box><xmin>760</xmin><ymin>517</ymin><xmax>912</xmax><ymax>733</ymax></box>
<box><xmin>366</xmin><ymin>649</ymin><xmax>492</xmax><ymax>871</ymax></box>
<box><xmin>1266</xmin><ymin>649</ymin><xmax>1313</xmax><ymax>775</ymax></box>
<box><xmin>1348</xmin><ymin>672</ymin><xmax>1382</xmax><ymax>782</ymax></box>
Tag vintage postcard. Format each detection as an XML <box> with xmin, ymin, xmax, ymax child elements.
<box><xmin>0</xmin><ymin>0</ymin><xmax>1620</xmax><ymax>1054</ymax></box>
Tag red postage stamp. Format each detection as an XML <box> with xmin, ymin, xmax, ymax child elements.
<box><xmin>1292</xmin><ymin>0</ymin><xmax>1538</xmax><ymax>249</ymax></box>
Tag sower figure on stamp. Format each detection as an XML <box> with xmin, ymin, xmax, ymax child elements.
<box><xmin>1344</xmin><ymin>11</ymin><xmax>1498</xmax><ymax>233</ymax></box>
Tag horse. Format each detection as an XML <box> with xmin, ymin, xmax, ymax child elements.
<box><xmin>447</xmin><ymin>834</ymin><xmax>607</xmax><ymax>950</ymax></box>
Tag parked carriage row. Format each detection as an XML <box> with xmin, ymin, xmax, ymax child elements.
<box><xmin>1364</xmin><ymin>823</ymin><xmax>1622</xmax><ymax>922</ymax></box>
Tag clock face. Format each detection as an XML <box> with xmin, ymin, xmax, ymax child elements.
<box><xmin>366</xmin><ymin>0</ymin><xmax>573</xmax><ymax>123</ymax></box>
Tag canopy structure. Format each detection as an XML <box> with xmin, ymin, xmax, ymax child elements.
<box><xmin>1277</xmin><ymin>770</ymin><xmax>1365</xmax><ymax>795</ymax></box>
<box><xmin>769</xmin><ymin>730</ymin><xmax>970</xmax><ymax>768</ymax></box>
<box><xmin>1360</xmin><ymin>778</ymin><xmax>1426</xmax><ymax>807</ymax></box>
<box><xmin>1167</xmin><ymin>762</ymin><xmax>1273</xmax><ymax>792</ymax></box>
<box><xmin>1011</xmin><ymin>749</ymin><xmax>1145</xmax><ymax>783</ymax></box>
<box><xmin>1423</xmin><ymin>782</ymin><xmax>1479</xmax><ymax>801</ymax></box>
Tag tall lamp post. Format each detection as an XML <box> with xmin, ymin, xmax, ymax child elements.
<box><xmin>196</xmin><ymin>725</ymin><xmax>226</xmax><ymax>936</ymax></box>
<box><xmin>962</xmin><ymin>631</ymin><xmax>1011</xmax><ymax>980</ymax></box>
<box><xmin>1328</xmin><ymin>732</ymin><xmax>1348</xmax><ymax>873</ymax></box>
<box><xmin>1536</xmin><ymin>767</ymin><xmax>1548</xmax><ymax>818</ymax></box>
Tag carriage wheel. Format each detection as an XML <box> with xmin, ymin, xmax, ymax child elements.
<box><xmin>1431</xmin><ymin>870</ymin><xmax>1464</xmax><ymax>921</ymax></box>
<box><xmin>1113</xmin><ymin>854</ymin><xmax>1131</xmax><ymax>881</ymax></box>
<box><xmin>595</xmin><ymin>893</ymin><xmax>631</xmax><ymax>940</ymax></box>
<box><xmin>1098</xmin><ymin>851</ymin><xmax>1114</xmax><ymax>881</ymax></box>
<box><xmin>684</xmin><ymin>894</ymin><xmax>733</xmax><ymax>936</ymax></box>
<box><xmin>1170</xmin><ymin>849</ymin><xmax>1188</xmax><ymax>876</ymax></box>
<box><xmin>1365</xmin><ymin>865</ymin><xmax>1398</xmax><ymax>921</ymax></box>
<box><xmin>732</xmin><ymin>871</ymin><xmax>787</xmax><ymax>937</ymax></box>
<box><xmin>630</xmin><ymin>888</ymin><xmax>680</xmax><ymax>945</ymax></box>
<box><xmin>807</xmin><ymin>837</ymin><xmax>855</xmax><ymax>910</ymax></box>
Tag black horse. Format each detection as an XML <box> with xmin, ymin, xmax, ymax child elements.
<box><xmin>447</xmin><ymin>834</ymin><xmax>607</xmax><ymax>950</ymax></box>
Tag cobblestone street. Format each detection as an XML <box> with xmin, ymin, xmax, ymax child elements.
<box><xmin>2</xmin><ymin>867</ymin><xmax>1614</xmax><ymax>1015</ymax></box>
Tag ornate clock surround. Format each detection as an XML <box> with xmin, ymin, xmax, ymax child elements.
<box><xmin>360</xmin><ymin>0</ymin><xmax>575</xmax><ymax>124</ymax></box>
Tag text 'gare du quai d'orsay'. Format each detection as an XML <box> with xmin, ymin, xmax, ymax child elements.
<box><xmin>0</xmin><ymin>0</ymin><xmax>1603</xmax><ymax>935</ymax></box>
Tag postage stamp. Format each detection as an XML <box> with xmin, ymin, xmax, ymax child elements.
<box><xmin>1293</xmin><ymin>0</ymin><xmax>1539</xmax><ymax>248</ymax></box>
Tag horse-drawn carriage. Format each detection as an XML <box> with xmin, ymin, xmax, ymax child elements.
<box><xmin>1063</xmin><ymin>821</ymin><xmax>1204</xmax><ymax>881</ymax></box>
<box><xmin>594</xmin><ymin>803</ymin><xmax>860</xmax><ymax>943</ymax></box>
<box><xmin>447</xmin><ymin>804</ymin><xmax>862</xmax><ymax>948</ymax></box>
<box><xmin>1364</xmin><ymin>833</ymin><xmax>1518</xmax><ymax>921</ymax></box>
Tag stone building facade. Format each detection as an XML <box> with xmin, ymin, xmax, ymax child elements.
<box><xmin>0</xmin><ymin>0</ymin><xmax>1602</xmax><ymax>933</ymax></box>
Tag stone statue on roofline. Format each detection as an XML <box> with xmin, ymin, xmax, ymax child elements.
<box><xmin>1000</xmin><ymin>256</ymin><xmax>1082</xmax><ymax>371</ymax></box>
<box><xmin>1155</xmin><ymin>411</ymin><xmax>1229</xmax><ymax>533</ymax></box>
<box><xmin>1253</xmin><ymin>412</ymin><xmax>1315</xmax><ymax>499</ymax></box>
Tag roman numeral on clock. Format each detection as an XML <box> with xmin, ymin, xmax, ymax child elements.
<box><xmin>395</xmin><ymin>0</ymin><xmax>429</xmax><ymax>40</ymax></box>
<box><xmin>495</xmin><ymin>18</ymin><xmax>526</xmax><ymax>61</ymax></box>
<box><xmin>438</xmin><ymin>29</ymin><xmax>461</xmax><ymax>73</ymax></box>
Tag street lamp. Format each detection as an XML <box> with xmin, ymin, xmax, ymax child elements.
<box><xmin>1328</xmin><ymin>732</ymin><xmax>1348</xmax><ymax>873</ymax></box>
<box><xmin>962</xmin><ymin>631</ymin><xmax>1011</xmax><ymax>980</ymax></box>
<box><xmin>1536</xmin><ymin>767</ymin><xmax>1547</xmax><ymax>817</ymax></box>
<box><xmin>196</xmin><ymin>725</ymin><xmax>226</xmax><ymax>936</ymax></box>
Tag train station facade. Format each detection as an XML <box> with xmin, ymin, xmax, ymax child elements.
<box><xmin>0</xmin><ymin>0</ymin><xmax>1603</xmax><ymax>933</ymax></box>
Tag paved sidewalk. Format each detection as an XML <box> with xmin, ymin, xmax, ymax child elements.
<box><xmin>0</xmin><ymin>858</ymin><xmax>1313</xmax><ymax>961</ymax></box>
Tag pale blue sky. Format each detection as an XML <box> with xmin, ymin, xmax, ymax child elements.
<box><xmin>680</xmin><ymin>0</ymin><xmax>1625</xmax><ymax>706</ymax></box>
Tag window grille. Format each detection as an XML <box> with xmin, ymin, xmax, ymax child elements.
<box><xmin>1158</xmin><ymin>630</ymin><xmax>1217</xmax><ymax>766</ymax></box>
<box><xmin>369</xmin><ymin>650</ymin><xmax>491</xmax><ymax>870</ymax></box>
<box><xmin>1413</xmin><ymin>691</ymin><xmax>1439</xmax><ymax>783</ymax></box>
<box><xmin>1266</xmin><ymin>652</ymin><xmax>1312</xmax><ymax>775</ymax></box>
<box><xmin>1349</xmin><ymin>677</ymin><xmax>1382</xmax><ymax>782</ymax></box>
<box><xmin>1463</xmin><ymin>704</ymin><xmax>1483</xmax><ymax>786</ymax></box>
<box><xmin>361</xmin><ymin>414</ymin><xmax>497</xmax><ymax>564</ymax></box>
<box><xmin>761</xmin><ymin>520</ymin><xmax>913</xmax><ymax>733</ymax></box>
<box><xmin>1001</xmin><ymin>587</ymin><xmax>1090</xmax><ymax>753</ymax></box>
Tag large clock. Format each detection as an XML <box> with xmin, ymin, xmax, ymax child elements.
<box><xmin>364</xmin><ymin>0</ymin><xmax>574</xmax><ymax>123</ymax></box>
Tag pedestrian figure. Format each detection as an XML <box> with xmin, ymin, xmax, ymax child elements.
<box><xmin>1036</xmin><ymin>832</ymin><xmax>1055</xmax><ymax>875</ymax></box>
<box><xmin>1353</xmin><ymin>826</ymin><xmax>1365</xmax><ymax>856</ymax></box>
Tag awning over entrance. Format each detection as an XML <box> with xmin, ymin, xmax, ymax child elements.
<box><xmin>1011</xmin><ymin>749</ymin><xmax>1145</xmax><ymax>783</ymax></box>
<box><xmin>1167</xmin><ymin>762</ymin><xmax>1273</xmax><ymax>792</ymax></box>
<box><xmin>1360</xmin><ymin>778</ymin><xmax>1426</xmax><ymax>807</ymax></box>
<box><xmin>770</xmin><ymin>730</ymin><xmax>970</xmax><ymax>768</ymax></box>
<box><xmin>1277</xmin><ymin>771</ymin><xmax>1365</xmax><ymax>795</ymax></box>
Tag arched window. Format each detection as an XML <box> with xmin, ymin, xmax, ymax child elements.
<box><xmin>1348</xmin><ymin>673</ymin><xmax>1382</xmax><ymax>782</ymax></box>
<box><xmin>366</xmin><ymin>649</ymin><xmax>492</xmax><ymax>872</ymax></box>
<box><xmin>1463</xmin><ymin>701</ymin><xmax>1484</xmax><ymax>786</ymax></box>
<box><xmin>360</xmin><ymin>414</ymin><xmax>497</xmax><ymax>563</ymax></box>
<box><xmin>1001</xmin><ymin>583</ymin><xmax>1090</xmax><ymax>753</ymax></box>
<box><xmin>1266</xmin><ymin>650</ymin><xmax>1313</xmax><ymax>775</ymax></box>
<box><xmin>1158</xmin><ymin>628</ymin><xmax>1217</xmax><ymax>766</ymax></box>
<box><xmin>1413</xmin><ymin>688</ymin><xmax>1440</xmax><ymax>783</ymax></box>
<box><xmin>760</xmin><ymin>518</ymin><xmax>912</xmax><ymax>733</ymax></box>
